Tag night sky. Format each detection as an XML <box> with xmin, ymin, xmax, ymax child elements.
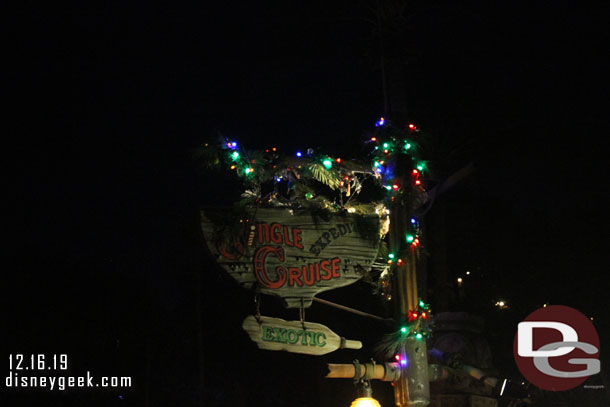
<box><xmin>7</xmin><ymin>1</ymin><xmax>610</xmax><ymax>406</ymax></box>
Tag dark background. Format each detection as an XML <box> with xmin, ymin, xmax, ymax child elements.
<box><xmin>6</xmin><ymin>0</ymin><xmax>609</xmax><ymax>406</ymax></box>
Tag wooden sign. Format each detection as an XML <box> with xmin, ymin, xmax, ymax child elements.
<box><xmin>200</xmin><ymin>207</ymin><xmax>381</xmax><ymax>308</ymax></box>
<box><xmin>242</xmin><ymin>315</ymin><xmax>362</xmax><ymax>355</ymax></box>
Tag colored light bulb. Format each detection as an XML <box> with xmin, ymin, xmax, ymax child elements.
<box><xmin>296</xmin><ymin>151</ymin><xmax>302</xmax><ymax>157</ymax></box>
<box><xmin>406</xmin><ymin>235</ymin><xmax>414</xmax><ymax>243</ymax></box>
<box><xmin>415</xmin><ymin>333</ymin><xmax>423</xmax><ymax>340</ymax></box>
<box><xmin>231</xmin><ymin>151</ymin><xmax>240</xmax><ymax>160</ymax></box>
<box><xmin>322</xmin><ymin>159</ymin><xmax>333</xmax><ymax>169</ymax></box>
<box><xmin>400</xmin><ymin>326</ymin><xmax>407</xmax><ymax>334</ymax></box>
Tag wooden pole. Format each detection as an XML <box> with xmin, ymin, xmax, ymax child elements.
<box><xmin>392</xmin><ymin>216</ymin><xmax>430</xmax><ymax>407</ymax></box>
<box><xmin>326</xmin><ymin>363</ymin><xmax>401</xmax><ymax>382</ymax></box>
<box><xmin>327</xmin><ymin>363</ymin><xmax>449</xmax><ymax>383</ymax></box>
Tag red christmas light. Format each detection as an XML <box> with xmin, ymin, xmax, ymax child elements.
<box><xmin>408</xmin><ymin>124</ymin><xmax>417</xmax><ymax>130</ymax></box>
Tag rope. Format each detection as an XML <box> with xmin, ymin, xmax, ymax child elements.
<box><xmin>312</xmin><ymin>297</ymin><xmax>391</xmax><ymax>322</ymax></box>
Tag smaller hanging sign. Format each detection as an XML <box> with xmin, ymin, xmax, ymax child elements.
<box><xmin>242</xmin><ymin>315</ymin><xmax>362</xmax><ymax>356</ymax></box>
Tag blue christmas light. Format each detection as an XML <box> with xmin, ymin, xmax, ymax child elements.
<box><xmin>411</xmin><ymin>218</ymin><xmax>417</xmax><ymax>224</ymax></box>
<box><xmin>296</xmin><ymin>151</ymin><xmax>302</xmax><ymax>157</ymax></box>
<box><xmin>375</xmin><ymin>117</ymin><xmax>385</xmax><ymax>127</ymax></box>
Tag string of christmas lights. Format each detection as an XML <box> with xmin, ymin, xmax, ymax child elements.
<box><xmin>198</xmin><ymin>118</ymin><xmax>430</xmax><ymax>302</ymax></box>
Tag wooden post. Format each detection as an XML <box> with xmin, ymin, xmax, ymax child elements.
<box><xmin>392</xmin><ymin>218</ymin><xmax>430</xmax><ymax>406</ymax></box>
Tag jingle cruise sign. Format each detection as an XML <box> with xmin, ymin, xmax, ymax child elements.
<box><xmin>200</xmin><ymin>208</ymin><xmax>381</xmax><ymax>308</ymax></box>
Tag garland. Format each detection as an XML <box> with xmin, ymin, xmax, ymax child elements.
<box><xmin>196</xmin><ymin>118</ymin><xmax>430</xmax><ymax>299</ymax></box>
<box><xmin>375</xmin><ymin>299</ymin><xmax>434</xmax><ymax>360</ymax></box>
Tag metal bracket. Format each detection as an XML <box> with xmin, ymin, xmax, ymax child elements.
<box><xmin>353</xmin><ymin>359</ymin><xmax>362</xmax><ymax>384</ymax></box>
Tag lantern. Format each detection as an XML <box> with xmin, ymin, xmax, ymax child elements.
<box><xmin>350</xmin><ymin>382</ymin><xmax>381</xmax><ymax>407</ymax></box>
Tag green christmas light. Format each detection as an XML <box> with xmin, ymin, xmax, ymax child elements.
<box><xmin>384</xmin><ymin>185</ymin><xmax>392</xmax><ymax>190</ymax></box>
<box><xmin>244</xmin><ymin>167</ymin><xmax>253</xmax><ymax>175</ymax></box>
<box><xmin>305</xmin><ymin>192</ymin><xmax>313</xmax><ymax>199</ymax></box>
<box><xmin>382</xmin><ymin>142</ymin><xmax>389</xmax><ymax>149</ymax></box>
<box><xmin>404</xmin><ymin>143</ymin><xmax>411</xmax><ymax>150</ymax></box>
<box><xmin>416</xmin><ymin>162</ymin><xmax>425</xmax><ymax>171</ymax></box>
<box><xmin>388</xmin><ymin>253</ymin><xmax>395</xmax><ymax>259</ymax></box>
<box><xmin>322</xmin><ymin>158</ymin><xmax>333</xmax><ymax>170</ymax></box>
<box><xmin>374</xmin><ymin>161</ymin><xmax>381</xmax><ymax>167</ymax></box>
<box><xmin>400</xmin><ymin>327</ymin><xmax>407</xmax><ymax>334</ymax></box>
<box><xmin>406</xmin><ymin>234</ymin><xmax>414</xmax><ymax>243</ymax></box>
<box><xmin>419</xmin><ymin>300</ymin><xmax>425</xmax><ymax>308</ymax></box>
<box><xmin>415</xmin><ymin>333</ymin><xmax>423</xmax><ymax>340</ymax></box>
<box><xmin>231</xmin><ymin>151</ymin><xmax>240</xmax><ymax>161</ymax></box>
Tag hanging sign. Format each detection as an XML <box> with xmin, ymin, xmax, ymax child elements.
<box><xmin>242</xmin><ymin>315</ymin><xmax>362</xmax><ymax>355</ymax></box>
<box><xmin>200</xmin><ymin>207</ymin><xmax>381</xmax><ymax>308</ymax></box>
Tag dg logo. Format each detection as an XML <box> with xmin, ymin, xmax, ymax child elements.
<box><xmin>513</xmin><ymin>305</ymin><xmax>601</xmax><ymax>391</ymax></box>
